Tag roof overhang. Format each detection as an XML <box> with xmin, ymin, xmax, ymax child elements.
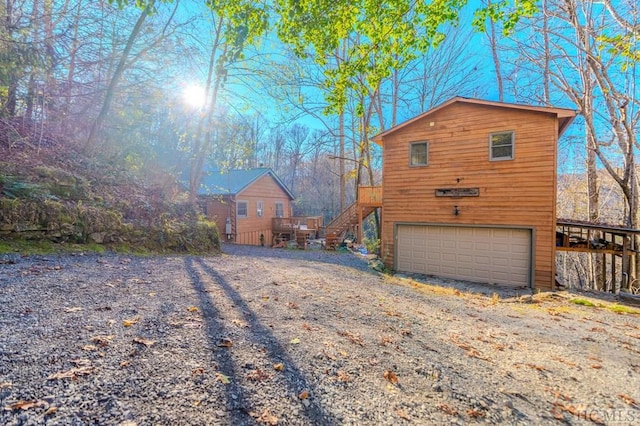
<box><xmin>371</xmin><ymin>96</ymin><xmax>577</xmax><ymax>145</ymax></box>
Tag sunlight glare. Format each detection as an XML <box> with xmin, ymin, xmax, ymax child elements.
<box><xmin>183</xmin><ymin>84</ymin><xmax>206</xmax><ymax>108</ymax></box>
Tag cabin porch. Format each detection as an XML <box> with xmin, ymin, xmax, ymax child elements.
<box><xmin>271</xmin><ymin>216</ymin><xmax>323</xmax><ymax>249</ymax></box>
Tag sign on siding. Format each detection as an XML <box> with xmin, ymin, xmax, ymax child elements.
<box><xmin>435</xmin><ymin>188</ymin><xmax>480</xmax><ymax>197</ymax></box>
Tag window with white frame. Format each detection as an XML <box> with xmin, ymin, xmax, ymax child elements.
<box><xmin>275</xmin><ymin>202</ymin><xmax>284</xmax><ymax>218</ymax></box>
<box><xmin>237</xmin><ymin>201</ymin><xmax>248</xmax><ymax>218</ymax></box>
<box><xmin>410</xmin><ymin>141</ymin><xmax>429</xmax><ymax>166</ymax></box>
<box><xmin>256</xmin><ymin>201</ymin><xmax>264</xmax><ymax>217</ymax></box>
<box><xmin>489</xmin><ymin>131</ymin><xmax>514</xmax><ymax>160</ymax></box>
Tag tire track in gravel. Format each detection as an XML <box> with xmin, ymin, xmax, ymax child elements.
<box><xmin>186</xmin><ymin>256</ymin><xmax>335</xmax><ymax>425</ymax></box>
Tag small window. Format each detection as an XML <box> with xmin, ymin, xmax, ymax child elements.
<box><xmin>410</xmin><ymin>142</ymin><xmax>428</xmax><ymax>166</ymax></box>
<box><xmin>490</xmin><ymin>131</ymin><xmax>514</xmax><ymax>160</ymax></box>
<box><xmin>237</xmin><ymin>201</ymin><xmax>248</xmax><ymax>218</ymax></box>
<box><xmin>256</xmin><ymin>201</ymin><xmax>264</xmax><ymax>217</ymax></box>
<box><xmin>275</xmin><ymin>202</ymin><xmax>284</xmax><ymax>218</ymax></box>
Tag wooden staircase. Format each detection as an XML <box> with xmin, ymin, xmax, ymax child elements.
<box><xmin>325</xmin><ymin>186</ymin><xmax>382</xmax><ymax>249</ymax></box>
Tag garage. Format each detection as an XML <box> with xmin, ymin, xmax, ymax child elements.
<box><xmin>396</xmin><ymin>224</ymin><xmax>532</xmax><ymax>287</ymax></box>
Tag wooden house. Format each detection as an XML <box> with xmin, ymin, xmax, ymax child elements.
<box><xmin>199</xmin><ymin>168</ymin><xmax>295</xmax><ymax>245</ymax></box>
<box><xmin>371</xmin><ymin>97</ymin><xmax>576</xmax><ymax>291</ymax></box>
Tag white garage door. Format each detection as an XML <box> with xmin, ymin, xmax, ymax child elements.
<box><xmin>396</xmin><ymin>225</ymin><xmax>531</xmax><ymax>287</ymax></box>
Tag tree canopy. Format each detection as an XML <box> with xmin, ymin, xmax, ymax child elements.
<box><xmin>113</xmin><ymin>0</ymin><xmax>538</xmax><ymax>113</ymax></box>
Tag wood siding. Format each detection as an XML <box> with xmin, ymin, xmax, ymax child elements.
<box><xmin>236</xmin><ymin>174</ymin><xmax>292</xmax><ymax>245</ymax></box>
<box><xmin>379</xmin><ymin>102</ymin><xmax>560</xmax><ymax>291</ymax></box>
<box><xmin>204</xmin><ymin>174</ymin><xmax>292</xmax><ymax>245</ymax></box>
<box><xmin>205</xmin><ymin>196</ymin><xmax>234</xmax><ymax>243</ymax></box>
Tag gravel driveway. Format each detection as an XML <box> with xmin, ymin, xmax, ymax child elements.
<box><xmin>1</xmin><ymin>244</ymin><xmax>640</xmax><ymax>425</ymax></box>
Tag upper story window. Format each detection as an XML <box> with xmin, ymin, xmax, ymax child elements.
<box><xmin>275</xmin><ymin>202</ymin><xmax>284</xmax><ymax>218</ymax></box>
<box><xmin>237</xmin><ymin>201</ymin><xmax>248</xmax><ymax>218</ymax></box>
<box><xmin>410</xmin><ymin>141</ymin><xmax>429</xmax><ymax>166</ymax></box>
<box><xmin>256</xmin><ymin>201</ymin><xmax>264</xmax><ymax>217</ymax></box>
<box><xmin>489</xmin><ymin>131</ymin><xmax>514</xmax><ymax>161</ymax></box>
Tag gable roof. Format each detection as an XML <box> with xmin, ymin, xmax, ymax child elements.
<box><xmin>199</xmin><ymin>167</ymin><xmax>295</xmax><ymax>199</ymax></box>
<box><xmin>371</xmin><ymin>96</ymin><xmax>577</xmax><ymax>145</ymax></box>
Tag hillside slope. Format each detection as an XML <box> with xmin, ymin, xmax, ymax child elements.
<box><xmin>0</xmin><ymin>139</ymin><xmax>219</xmax><ymax>253</ymax></box>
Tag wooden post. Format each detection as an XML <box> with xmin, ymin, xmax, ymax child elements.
<box><xmin>358</xmin><ymin>207</ymin><xmax>363</xmax><ymax>244</ymax></box>
<box><xmin>611</xmin><ymin>253</ymin><xmax>616</xmax><ymax>293</ymax></box>
<box><xmin>622</xmin><ymin>236</ymin><xmax>630</xmax><ymax>291</ymax></box>
<box><xmin>601</xmin><ymin>253</ymin><xmax>606</xmax><ymax>292</ymax></box>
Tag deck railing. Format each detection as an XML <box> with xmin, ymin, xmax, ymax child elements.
<box><xmin>272</xmin><ymin>216</ymin><xmax>323</xmax><ymax>234</ymax></box>
<box><xmin>358</xmin><ymin>186</ymin><xmax>382</xmax><ymax>206</ymax></box>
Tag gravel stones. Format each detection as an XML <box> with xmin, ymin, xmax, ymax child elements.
<box><xmin>1</xmin><ymin>245</ymin><xmax>640</xmax><ymax>425</ymax></box>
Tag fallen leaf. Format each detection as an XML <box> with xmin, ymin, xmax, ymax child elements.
<box><xmin>287</xmin><ymin>302</ymin><xmax>299</xmax><ymax>309</ymax></box>
<box><xmin>187</xmin><ymin>306</ymin><xmax>199</xmax><ymax>312</ymax></box>
<box><xmin>148</xmin><ymin>292</ymin><xmax>156</xmax><ymax>297</ymax></box>
<box><xmin>254</xmin><ymin>408</ymin><xmax>279</xmax><ymax>425</ymax></box>
<box><xmin>64</xmin><ymin>307</ymin><xmax>83</xmax><ymax>313</ymax></box>
<box><xmin>302</xmin><ymin>323</ymin><xmax>312</xmax><ymax>331</ymax></box>
<box><xmin>82</xmin><ymin>345</ymin><xmax>98</xmax><ymax>351</ymax></box>
<box><xmin>132</xmin><ymin>337</ymin><xmax>156</xmax><ymax>347</ymax></box>
<box><xmin>383</xmin><ymin>370</ymin><xmax>398</xmax><ymax>385</ymax></box>
<box><xmin>337</xmin><ymin>330</ymin><xmax>364</xmax><ymax>346</ymax></box>
<box><xmin>590</xmin><ymin>364</ymin><xmax>602</xmax><ymax>369</ymax></box>
<box><xmin>217</xmin><ymin>338</ymin><xmax>233</xmax><ymax>347</ymax></box>
<box><xmin>70</xmin><ymin>358</ymin><xmax>92</xmax><ymax>367</ymax></box>
<box><xmin>467</xmin><ymin>408</ymin><xmax>485</xmax><ymax>418</ymax></box>
<box><xmin>290</xmin><ymin>337</ymin><xmax>301</xmax><ymax>344</ymax></box>
<box><xmin>526</xmin><ymin>363</ymin><xmax>547</xmax><ymax>372</ymax></box>
<box><xmin>120</xmin><ymin>360</ymin><xmax>131</xmax><ymax>367</ymax></box>
<box><xmin>215</xmin><ymin>372</ymin><xmax>231</xmax><ymax>384</ymax></box>
<box><xmin>6</xmin><ymin>400</ymin><xmax>48</xmax><ymax>411</ymax></box>
<box><xmin>298</xmin><ymin>390</ymin><xmax>309</xmax><ymax>400</ymax></box>
<box><xmin>0</xmin><ymin>382</ymin><xmax>12</xmax><ymax>389</ymax></box>
<box><xmin>437</xmin><ymin>403</ymin><xmax>458</xmax><ymax>416</ymax></box>
<box><xmin>91</xmin><ymin>335</ymin><xmax>114</xmax><ymax>347</ymax></box>
<box><xmin>336</xmin><ymin>370</ymin><xmax>351</xmax><ymax>382</ymax></box>
<box><xmin>47</xmin><ymin>366</ymin><xmax>94</xmax><ymax>380</ymax></box>
<box><xmin>247</xmin><ymin>369</ymin><xmax>270</xmax><ymax>381</ymax></box>
<box><xmin>396</xmin><ymin>409</ymin><xmax>410</xmax><ymax>421</ymax></box>
<box><xmin>273</xmin><ymin>363</ymin><xmax>284</xmax><ymax>371</ymax></box>
<box><xmin>192</xmin><ymin>368</ymin><xmax>205</xmax><ymax>376</ymax></box>
<box><xmin>122</xmin><ymin>317</ymin><xmax>140</xmax><ymax>327</ymax></box>
<box><xmin>619</xmin><ymin>394</ymin><xmax>639</xmax><ymax>408</ymax></box>
<box><xmin>44</xmin><ymin>406</ymin><xmax>58</xmax><ymax>415</ymax></box>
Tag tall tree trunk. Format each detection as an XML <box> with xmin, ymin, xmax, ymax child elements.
<box><xmin>63</xmin><ymin>0</ymin><xmax>82</xmax><ymax>133</ymax></box>
<box><xmin>541</xmin><ymin>0</ymin><xmax>551</xmax><ymax>104</ymax></box>
<box><xmin>4</xmin><ymin>0</ymin><xmax>17</xmax><ymax>117</ymax></box>
<box><xmin>84</xmin><ymin>0</ymin><xmax>155</xmax><ymax>153</ymax></box>
<box><xmin>486</xmin><ymin>0</ymin><xmax>503</xmax><ymax>102</ymax></box>
<box><xmin>189</xmin><ymin>15</ymin><xmax>226</xmax><ymax>201</ymax></box>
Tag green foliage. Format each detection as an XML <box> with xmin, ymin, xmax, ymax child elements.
<box><xmin>363</xmin><ymin>237</ymin><xmax>380</xmax><ymax>255</ymax></box>
<box><xmin>597</xmin><ymin>33</ymin><xmax>640</xmax><ymax>69</ymax></box>
<box><xmin>120</xmin><ymin>0</ymin><xmax>538</xmax><ymax>115</ymax></box>
<box><xmin>606</xmin><ymin>304</ymin><xmax>640</xmax><ymax>315</ymax></box>
<box><xmin>276</xmin><ymin>0</ymin><xmax>538</xmax><ymax>114</ymax></box>
<box><xmin>569</xmin><ymin>298</ymin><xmax>596</xmax><ymax>307</ymax></box>
<box><xmin>472</xmin><ymin>0</ymin><xmax>538</xmax><ymax>34</ymax></box>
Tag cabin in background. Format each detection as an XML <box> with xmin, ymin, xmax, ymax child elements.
<box><xmin>199</xmin><ymin>168</ymin><xmax>295</xmax><ymax>245</ymax></box>
<box><xmin>371</xmin><ymin>97</ymin><xmax>576</xmax><ymax>291</ymax></box>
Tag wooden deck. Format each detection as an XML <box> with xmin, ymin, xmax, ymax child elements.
<box><xmin>556</xmin><ymin>220</ymin><xmax>640</xmax><ymax>292</ymax></box>
<box><xmin>271</xmin><ymin>216</ymin><xmax>323</xmax><ymax>248</ymax></box>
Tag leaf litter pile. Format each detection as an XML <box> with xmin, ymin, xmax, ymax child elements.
<box><xmin>1</xmin><ymin>245</ymin><xmax>640</xmax><ymax>425</ymax></box>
